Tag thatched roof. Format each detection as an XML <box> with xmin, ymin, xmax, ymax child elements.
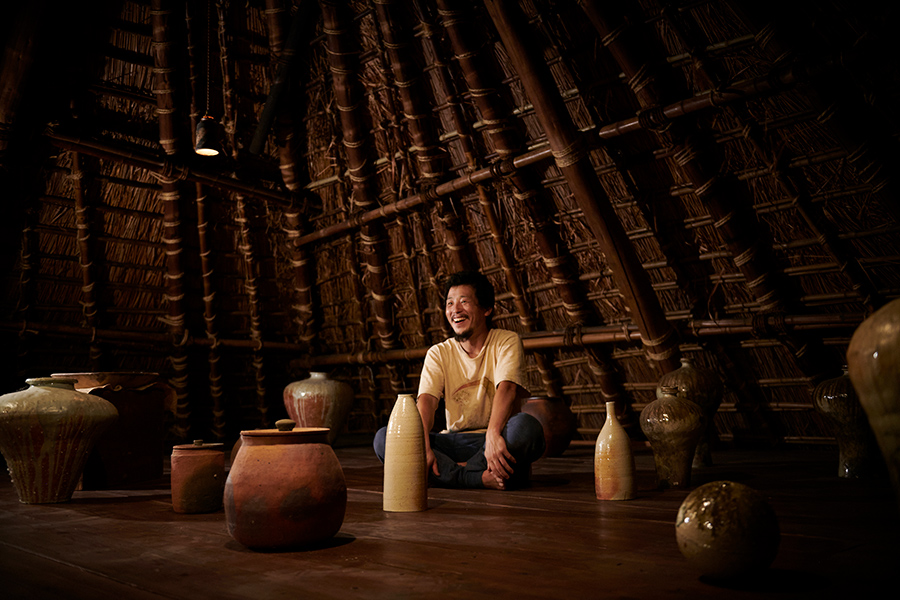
<box><xmin>1</xmin><ymin>0</ymin><xmax>898</xmax><ymax>446</ymax></box>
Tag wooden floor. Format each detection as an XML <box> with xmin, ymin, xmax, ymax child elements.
<box><xmin>1</xmin><ymin>441</ymin><xmax>897</xmax><ymax>599</ymax></box>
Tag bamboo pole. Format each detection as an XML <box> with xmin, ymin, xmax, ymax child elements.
<box><xmin>320</xmin><ymin>0</ymin><xmax>398</xmax><ymax>351</ymax></box>
<box><xmin>152</xmin><ymin>0</ymin><xmax>191</xmax><ymax>440</ymax></box>
<box><xmin>374</xmin><ymin>0</ymin><xmax>475</xmax><ymax>273</ymax></box>
<box><xmin>69</xmin><ymin>152</ymin><xmax>103</xmax><ymax>370</ymax></box>
<box><xmin>235</xmin><ymin>195</ymin><xmax>270</xmax><ymax>428</ymax></box>
<box><xmin>484</xmin><ymin>0</ymin><xmax>680</xmax><ymax>374</ymax></box>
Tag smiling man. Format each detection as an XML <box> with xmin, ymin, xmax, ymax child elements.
<box><xmin>374</xmin><ymin>271</ymin><xmax>545</xmax><ymax>490</ymax></box>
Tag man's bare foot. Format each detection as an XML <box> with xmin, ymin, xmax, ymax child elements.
<box><xmin>482</xmin><ymin>469</ymin><xmax>506</xmax><ymax>490</ymax></box>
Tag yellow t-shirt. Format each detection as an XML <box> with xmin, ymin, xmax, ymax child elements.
<box><xmin>417</xmin><ymin>328</ymin><xmax>528</xmax><ymax>433</ymax></box>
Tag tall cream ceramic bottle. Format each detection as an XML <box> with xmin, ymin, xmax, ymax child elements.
<box><xmin>383</xmin><ymin>394</ymin><xmax>427</xmax><ymax>512</ymax></box>
<box><xmin>594</xmin><ymin>401</ymin><xmax>635</xmax><ymax>500</ymax></box>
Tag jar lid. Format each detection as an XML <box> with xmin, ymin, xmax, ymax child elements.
<box><xmin>240</xmin><ymin>420</ymin><xmax>330</xmax><ymax>445</ymax></box>
<box><xmin>173</xmin><ymin>439</ymin><xmax>225</xmax><ymax>451</ymax></box>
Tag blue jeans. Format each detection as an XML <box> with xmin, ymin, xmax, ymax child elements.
<box><xmin>374</xmin><ymin>412</ymin><xmax>545</xmax><ymax>489</ymax></box>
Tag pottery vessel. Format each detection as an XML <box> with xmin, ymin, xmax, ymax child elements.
<box><xmin>225</xmin><ymin>419</ymin><xmax>347</xmax><ymax>550</ymax></box>
<box><xmin>594</xmin><ymin>401</ymin><xmax>635</xmax><ymax>500</ymax></box>
<box><xmin>0</xmin><ymin>377</ymin><xmax>118</xmax><ymax>503</ymax></box>
<box><xmin>171</xmin><ymin>440</ymin><xmax>225</xmax><ymax>513</ymax></box>
<box><xmin>521</xmin><ymin>396</ymin><xmax>578</xmax><ymax>457</ymax></box>
<box><xmin>657</xmin><ymin>358</ymin><xmax>722</xmax><ymax>468</ymax></box>
<box><xmin>813</xmin><ymin>368</ymin><xmax>881</xmax><ymax>478</ymax></box>
<box><xmin>675</xmin><ymin>481</ymin><xmax>780</xmax><ymax>579</ymax></box>
<box><xmin>383</xmin><ymin>394</ymin><xmax>427</xmax><ymax>512</ymax></box>
<box><xmin>847</xmin><ymin>297</ymin><xmax>900</xmax><ymax>509</ymax></box>
<box><xmin>640</xmin><ymin>386</ymin><xmax>703</xmax><ymax>489</ymax></box>
<box><xmin>52</xmin><ymin>371</ymin><xmax>170</xmax><ymax>489</ymax></box>
<box><xmin>283</xmin><ymin>372</ymin><xmax>354</xmax><ymax>446</ymax></box>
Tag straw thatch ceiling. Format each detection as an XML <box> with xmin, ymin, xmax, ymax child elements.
<box><xmin>1</xmin><ymin>0</ymin><xmax>898</xmax><ymax>445</ymax></box>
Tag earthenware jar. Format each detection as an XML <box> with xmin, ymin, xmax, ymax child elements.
<box><xmin>383</xmin><ymin>394</ymin><xmax>427</xmax><ymax>512</ymax></box>
<box><xmin>0</xmin><ymin>377</ymin><xmax>118</xmax><ymax>503</ymax></box>
<box><xmin>847</xmin><ymin>297</ymin><xmax>900</xmax><ymax>509</ymax></box>
<box><xmin>657</xmin><ymin>358</ymin><xmax>722</xmax><ymax>468</ymax></box>
<box><xmin>640</xmin><ymin>386</ymin><xmax>703</xmax><ymax>489</ymax></box>
<box><xmin>283</xmin><ymin>372</ymin><xmax>354</xmax><ymax>445</ymax></box>
<box><xmin>171</xmin><ymin>440</ymin><xmax>225</xmax><ymax>513</ymax></box>
<box><xmin>225</xmin><ymin>419</ymin><xmax>347</xmax><ymax>549</ymax></box>
<box><xmin>813</xmin><ymin>368</ymin><xmax>881</xmax><ymax>478</ymax></box>
<box><xmin>594</xmin><ymin>401</ymin><xmax>635</xmax><ymax>500</ymax></box>
<box><xmin>521</xmin><ymin>396</ymin><xmax>578</xmax><ymax>457</ymax></box>
<box><xmin>675</xmin><ymin>481</ymin><xmax>780</xmax><ymax>580</ymax></box>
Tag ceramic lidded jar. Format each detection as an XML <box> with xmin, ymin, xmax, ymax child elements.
<box><xmin>847</xmin><ymin>297</ymin><xmax>900</xmax><ymax>510</ymax></box>
<box><xmin>383</xmin><ymin>394</ymin><xmax>427</xmax><ymax>512</ymax></box>
<box><xmin>640</xmin><ymin>386</ymin><xmax>704</xmax><ymax>489</ymax></box>
<box><xmin>283</xmin><ymin>372</ymin><xmax>354</xmax><ymax>446</ymax></box>
<box><xmin>594</xmin><ymin>401</ymin><xmax>635</xmax><ymax>500</ymax></box>
<box><xmin>224</xmin><ymin>419</ymin><xmax>347</xmax><ymax>550</ymax></box>
<box><xmin>171</xmin><ymin>440</ymin><xmax>225</xmax><ymax>514</ymax></box>
<box><xmin>521</xmin><ymin>396</ymin><xmax>578</xmax><ymax>457</ymax></box>
<box><xmin>813</xmin><ymin>367</ymin><xmax>881</xmax><ymax>479</ymax></box>
<box><xmin>657</xmin><ymin>358</ymin><xmax>722</xmax><ymax>468</ymax></box>
<box><xmin>0</xmin><ymin>377</ymin><xmax>118</xmax><ymax>503</ymax></box>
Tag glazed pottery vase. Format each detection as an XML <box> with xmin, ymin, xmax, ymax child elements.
<box><xmin>657</xmin><ymin>358</ymin><xmax>722</xmax><ymax>468</ymax></box>
<box><xmin>383</xmin><ymin>394</ymin><xmax>427</xmax><ymax>512</ymax></box>
<box><xmin>521</xmin><ymin>396</ymin><xmax>578</xmax><ymax>457</ymax></box>
<box><xmin>0</xmin><ymin>377</ymin><xmax>118</xmax><ymax>503</ymax></box>
<box><xmin>594</xmin><ymin>401</ymin><xmax>635</xmax><ymax>500</ymax></box>
<box><xmin>675</xmin><ymin>481</ymin><xmax>780</xmax><ymax>580</ymax></box>
<box><xmin>847</xmin><ymin>297</ymin><xmax>900</xmax><ymax>509</ymax></box>
<box><xmin>52</xmin><ymin>371</ymin><xmax>170</xmax><ymax>489</ymax></box>
<box><xmin>813</xmin><ymin>368</ymin><xmax>881</xmax><ymax>478</ymax></box>
<box><xmin>171</xmin><ymin>440</ymin><xmax>225</xmax><ymax>514</ymax></box>
<box><xmin>225</xmin><ymin>419</ymin><xmax>347</xmax><ymax>550</ymax></box>
<box><xmin>283</xmin><ymin>372</ymin><xmax>354</xmax><ymax>446</ymax></box>
<box><xmin>640</xmin><ymin>386</ymin><xmax>704</xmax><ymax>489</ymax></box>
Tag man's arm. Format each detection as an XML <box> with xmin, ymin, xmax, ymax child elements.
<box><xmin>417</xmin><ymin>393</ymin><xmax>440</xmax><ymax>476</ymax></box>
<box><xmin>484</xmin><ymin>380</ymin><xmax>525</xmax><ymax>480</ymax></box>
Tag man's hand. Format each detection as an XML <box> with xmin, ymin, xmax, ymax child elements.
<box><xmin>484</xmin><ymin>429</ymin><xmax>516</xmax><ymax>479</ymax></box>
<box><xmin>425</xmin><ymin>447</ymin><xmax>440</xmax><ymax>477</ymax></box>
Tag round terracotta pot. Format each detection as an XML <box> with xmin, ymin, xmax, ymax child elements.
<box><xmin>847</xmin><ymin>297</ymin><xmax>900</xmax><ymax>510</ymax></box>
<box><xmin>283</xmin><ymin>372</ymin><xmax>354</xmax><ymax>446</ymax></box>
<box><xmin>657</xmin><ymin>358</ymin><xmax>722</xmax><ymax>468</ymax></box>
<box><xmin>521</xmin><ymin>396</ymin><xmax>577</xmax><ymax>457</ymax></box>
<box><xmin>640</xmin><ymin>386</ymin><xmax>703</xmax><ymax>489</ymax></box>
<box><xmin>224</xmin><ymin>420</ymin><xmax>347</xmax><ymax>550</ymax></box>
<box><xmin>0</xmin><ymin>377</ymin><xmax>118</xmax><ymax>503</ymax></box>
<box><xmin>675</xmin><ymin>481</ymin><xmax>780</xmax><ymax>580</ymax></box>
<box><xmin>171</xmin><ymin>440</ymin><xmax>225</xmax><ymax>514</ymax></box>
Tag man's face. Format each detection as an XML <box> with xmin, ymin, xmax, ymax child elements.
<box><xmin>445</xmin><ymin>284</ymin><xmax>491</xmax><ymax>341</ymax></box>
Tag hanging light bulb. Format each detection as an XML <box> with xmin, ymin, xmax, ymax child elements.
<box><xmin>195</xmin><ymin>0</ymin><xmax>220</xmax><ymax>156</ymax></box>
<box><xmin>195</xmin><ymin>115</ymin><xmax>220</xmax><ymax>156</ymax></box>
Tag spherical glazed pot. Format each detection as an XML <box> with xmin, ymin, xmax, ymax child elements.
<box><xmin>594</xmin><ymin>401</ymin><xmax>635</xmax><ymax>500</ymax></box>
<box><xmin>0</xmin><ymin>377</ymin><xmax>118</xmax><ymax>503</ymax></box>
<box><xmin>847</xmin><ymin>298</ymin><xmax>900</xmax><ymax>510</ymax></box>
<box><xmin>675</xmin><ymin>481</ymin><xmax>780</xmax><ymax>580</ymax></box>
<box><xmin>657</xmin><ymin>358</ymin><xmax>722</xmax><ymax>468</ymax></box>
<box><xmin>521</xmin><ymin>396</ymin><xmax>578</xmax><ymax>457</ymax></box>
<box><xmin>813</xmin><ymin>368</ymin><xmax>881</xmax><ymax>478</ymax></box>
<box><xmin>283</xmin><ymin>372</ymin><xmax>354</xmax><ymax>446</ymax></box>
<box><xmin>224</xmin><ymin>420</ymin><xmax>347</xmax><ymax>550</ymax></box>
<box><xmin>640</xmin><ymin>386</ymin><xmax>703</xmax><ymax>489</ymax></box>
<box><xmin>171</xmin><ymin>440</ymin><xmax>225</xmax><ymax>514</ymax></box>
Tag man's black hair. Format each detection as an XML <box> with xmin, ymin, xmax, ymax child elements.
<box><xmin>443</xmin><ymin>271</ymin><xmax>495</xmax><ymax>311</ymax></box>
